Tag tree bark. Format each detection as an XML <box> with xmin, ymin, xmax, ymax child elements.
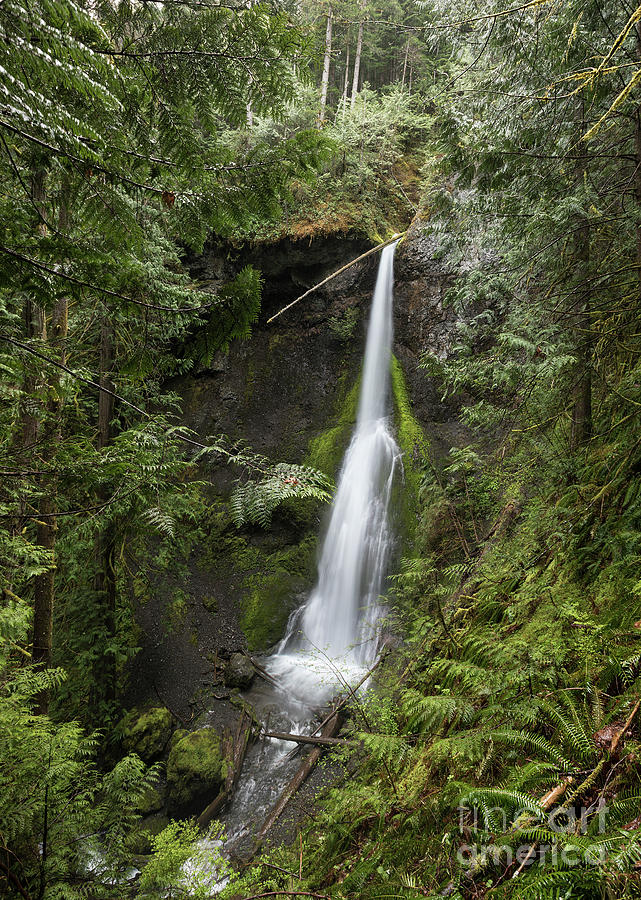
<box><xmin>91</xmin><ymin>319</ymin><xmax>117</xmax><ymax>715</ymax></box>
<box><xmin>318</xmin><ymin>6</ymin><xmax>333</xmax><ymax>124</ymax></box>
<box><xmin>570</xmin><ymin>99</ymin><xmax>592</xmax><ymax>450</ymax></box>
<box><xmin>24</xmin><ymin>253</ymin><xmax>50</xmax><ymax>709</ymax></box>
<box><xmin>635</xmin><ymin>25</ymin><xmax>641</xmax><ymax>308</ymax></box>
<box><xmin>401</xmin><ymin>38</ymin><xmax>410</xmax><ymax>91</ymax></box>
<box><xmin>350</xmin><ymin>0</ymin><xmax>365</xmax><ymax>109</ymax></box>
<box><xmin>342</xmin><ymin>41</ymin><xmax>350</xmax><ymax>112</ymax></box>
<box><xmin>30</xmin><ymin>169</ymin><xmax>70</xmax><ymax>716</ymax></box>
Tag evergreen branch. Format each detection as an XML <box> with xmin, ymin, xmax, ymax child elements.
<box><xmin>0</xmin><ymin>245</ymin><xmax>212</xmax><ymax>313</ymax></box>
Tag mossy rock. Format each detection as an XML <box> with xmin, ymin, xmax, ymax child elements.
<box><xmin>119</xmin><ymin>706</ymin><xmax>173</xmax><ymax>763</ymax></box>
<box><xmin>391</xmin><ymin>354</ymin><xmax>430</xmax><ymax>540</ymax></box>
<box><xmin>168</xmin><ymin>727</ymin><xmax>188</xmax><ymax>753</ymax></box>
<box><xmin>239</xmin><ymin>535</ymin><xmax>317</xmax><ymax>651</ymax></box>
<box><xmin>136</xmin><ymin>778</ymin><xmax>165</xmax><ymax>817</ymax></box>
<box><xmin>166</xmin><ymin>727</ymin><xmax>225</xmax><ymax>817</ymax></box>
<box><xmin>127</xmin><ymin>813</ymin><xmax>169</xmax><ymax>855</ymax></box>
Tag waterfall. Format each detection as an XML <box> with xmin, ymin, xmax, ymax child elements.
<box><xmin>270</xmin><ymin>241</ymin><xmax>401</xmax><ymax>699</ymax></box>
<box><xmin>219</xmin><ymin>243</ymin><xmax>401</xmax><ymax>848</ymax></box>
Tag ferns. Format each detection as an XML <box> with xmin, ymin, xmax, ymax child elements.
<box><xmin>230</xmin><ymin>463</ymin><xmax>332</xmax><ymax>528</ymax></box>
<box><xmin>402</xmin><ymin>689</ymin><xmax>475</xmax><ymax>733</ymax></box>
<box><xmin>490</xmin><ymin>730</ymin><xmax>572</xmax><ymax>771</ymax></box>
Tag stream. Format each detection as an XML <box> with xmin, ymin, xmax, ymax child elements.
<box><xmin>219</xmin><ymin>241</ymin><xmax>402</xmax><ymax>855</ymax></box>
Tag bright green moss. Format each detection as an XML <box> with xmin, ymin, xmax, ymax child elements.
<box><xmin>239</xmin><ymin>534</ymin><xmax>317</xmax><ymax>651</ymax></box>
<box><xmin>119</xmin><ymin>706</ymin><xmax>173</xmax><ymax>763</ymax></box>
<box><xmin>307</xmin><ymin>374</ymin><xmax>361</xmax><ymax>477</ymax></box>
<box><xmin>166</xmin><ymin>727</ymin><xmax>225</xmax><ymax>816</ymax></box>
<box><xmin>391</xmin><ymin>354</ymin><xmax>429</xmax><ymax>538</ymax></box>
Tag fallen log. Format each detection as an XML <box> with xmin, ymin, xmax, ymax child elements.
<box><xmin>197</xmin><ymin>710</ymin><xmax>254</xmax><ymax>830</ymax></box>
<box><xmin>285</xmin><ymin>650</ymin><xmax>389</xmax><ymax>762</ymax></box>
<box><xmin>258</xmin><ymin>706</ymin><xmax>344</xmax><ymax>841</ymax></box>
<box><xmin>266</xmin><ymin>235</ymin><xmax>405</xmax><ymax>324</ymax></box>
<box><xmin>263</xmin><ymin>731</ymin><xmax>352</xmax><ymax>748</ymax></box>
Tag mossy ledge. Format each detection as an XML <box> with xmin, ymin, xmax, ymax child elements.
<box><xmin>391</xmin><ymin>353</ymin><xmax>430</xmax><ymax>542</ymax></box>
<box><xmin>306</xmin><ymin>372</ymin><xmax>361</xmax><ymax>478</ymax></box>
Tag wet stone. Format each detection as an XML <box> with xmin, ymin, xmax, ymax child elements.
<box><xmin>224</xmin><ymin>653</ymin><xmax>255</xmax><ymax>690</ymax></box>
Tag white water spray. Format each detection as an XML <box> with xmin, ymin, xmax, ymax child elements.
<box><xmin>270</xmin><ymin>241</ymin><xmax>401</xmax><ymax>699</ymax></box>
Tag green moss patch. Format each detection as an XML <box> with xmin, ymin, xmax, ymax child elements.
<box><xmin>391</xmin><ymin>354</ymin><xmax>430</xmax><ymax>539</ymax></box>
<box><xmin>307</xmin><ymin>374</ymin><xmax>361</xmax><ymax>478</ymax></box>
<box><xmin>240</xmin><ymin>534</ymin><xmax>317</xmax><ymax>651</ymax></box>
<box><xmin>166</xmin><ymin>727</ymin><xmax>225</xmax><ymax>817</ymax></box>
<box><xmin>118</xmin><ymin>706</ymin><xmax>173</xmax><ymax>763</ymax></box>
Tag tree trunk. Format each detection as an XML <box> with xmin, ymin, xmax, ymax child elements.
<box><xmin>342</xmin><ymin>42</ymin><xmax>350</xmax><ymax>109</ymax></box>
<box><xmin>318</xmin><ymin>6</ymin><xmax>333</xmax><ymax>124</ymax></box>
<box><xmin>570</xmin><ymin>100</ymin><xmax>592</xmax><ymax>450</ymax></box>
<box><xmin>635</xmin><ymin>25</ymin><xmax>641</xmax><ymax>308</ymax></box>
<box><xmin>350</xmin><ymin>0</ymin><xmax>365</xmax><ymax>109</ymax></box>
<box><xmin>97</xmin><ymin>321</ymin><xmax>114</xmax><ymax>452</ymax></box>
<box><xmin>22</xmin><ymin>168</ymin><xmax>47</xmax><ymax>451</ymax></box>
<box><xmin>32</xmin><ymin>178</ymin><xmax>69</xmax><ymax>715</ymax></box>
<box><xmin>91</xmin><ymin>320</ymin><xmax>117</xmax><ymax>715</ymax></box>
<box><xmin>401</xmin><ymin>38</ymin><xmax>410</xmax><ymax>91</ymax></box>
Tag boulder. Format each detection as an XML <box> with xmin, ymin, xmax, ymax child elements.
<box><xmin>120</xmin><ymin>706</ymin><xmax>173</xmax><ymax>762</ymax></box>
<box><xmin>166</xmin><ymin>727</ymin><xmax>225</xmax><ymax>817</ymax></box>
<box><xmin>224</xmin><ymin>652</ymin><xmax>255</xmax><ymax>690</ymax></box>
<box><xmin>136</xmin><ymin>779</ymin><xmax>165</xmax><ymax>817</ymax></box>
<box><xmin>128</xmin><ymin>813</ymin><xmax>169</xmax><ymax>855</ymax></box>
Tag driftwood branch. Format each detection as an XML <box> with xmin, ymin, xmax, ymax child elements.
<box><xmin>611</xmin><ymin>697</ymin><xmax>641</xmax><ymax>756</ymax></box>
<box><xmin>263</xmin><ymin>731</ymin><xmax>352</xmax><ymax>748</ymax></box>
<box><xmin>266</xmin><ymin>234</ymin><xmax>405</xmax><ymax>324</ymax></box>
<box><xmin>511</xmin><ymin>777</ymin><xmax>574</xmax><ymax>879</ymax></box>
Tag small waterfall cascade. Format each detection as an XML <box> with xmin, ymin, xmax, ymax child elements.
<box><xmin>220</xmin><ymin>242</ymin><xmax>401</xmax><ymax>846</ymax></box>
<box><xmin>271</xmin><ymin>241</ymin><xmax>401</xmax><ymax>697</ymax></box>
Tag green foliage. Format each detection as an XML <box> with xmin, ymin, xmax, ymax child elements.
<box><xmin>138</xmin><ymin>820</ymin><xmax>233</xmax><ymax>899</ymax></box>
<box><xmin>328</xmin><ymin>305</ymin><xmax>360</xmax><ymax>341</ymax></box>
<box><xmin>117</xmin><ymin>706</ymin><xmax>173</xmax><ymax>763</ymax></box>
<box><xmin>240</xmin><ymin>84</ymin><xmax>430</xmax><ymax>240</ymax></box>
<box><xmin>0</xmin><ymin>664</ymin><xmax>156</xmax><ymax>897</ymax></box>
<box><xmin>230</xmin><ymin>462</ymin><xmax>332</xmax><ymax>528</ymax></box>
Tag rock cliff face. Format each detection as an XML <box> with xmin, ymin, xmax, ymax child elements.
<box><xmin>125</xmin><ymin>224</ymin><xmax>475</xmax><ymax>718</ymax></box>
<box><xmin>394</xmin><ymin>221</ymin><xmax>471</xmax><ymax>459</ymax></box>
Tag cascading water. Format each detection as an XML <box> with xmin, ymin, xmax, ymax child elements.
<box><xmin>269</xmin><ymin>242</ymin><xmax>401</xmax><ymax>700</ymax></box>
<box><xmin>220</xmin><ymin>241</ymin><xmax>401</xmax><ymax>848</ymax></box>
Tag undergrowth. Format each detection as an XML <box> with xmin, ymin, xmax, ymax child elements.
<box><xmin>217</xmin><ymin>385</ymin><xmax>641</xmax><ymax>899</ymax></box>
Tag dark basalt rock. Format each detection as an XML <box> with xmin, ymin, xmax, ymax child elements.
<box><xmin>224</xmin><ymin>652</ymin><xmax>255</xmax><ymax>690</ymax></box>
